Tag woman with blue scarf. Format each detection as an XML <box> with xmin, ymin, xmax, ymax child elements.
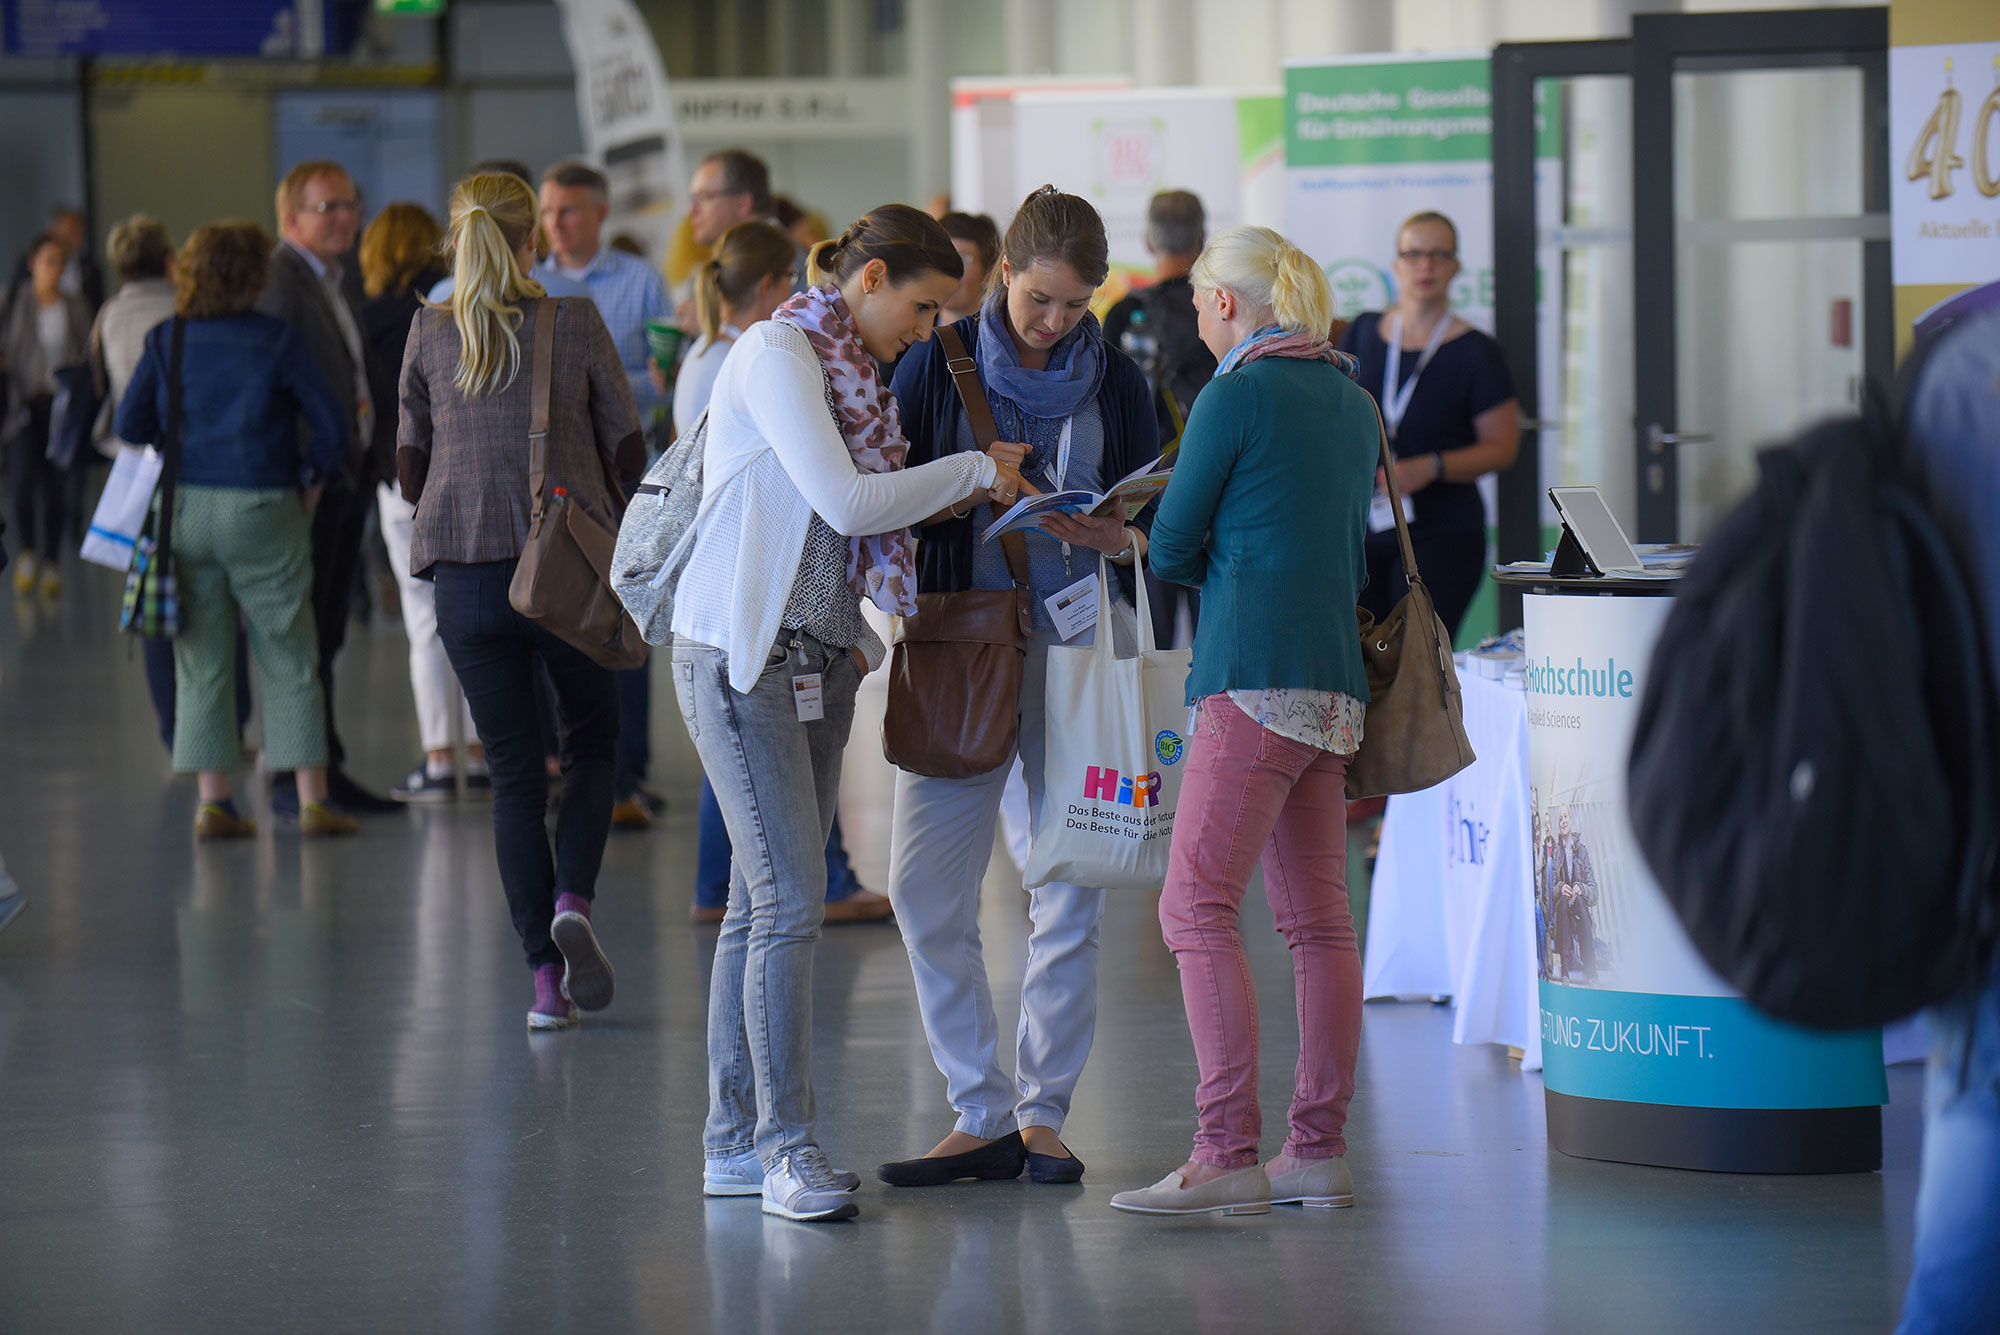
<box><xmin>1110</xmin><ymin>226</ymin><xmax>1376</xmax><ymax>1219</ymax></box>
<box><xmin>879</xmin><ymin>187</ymin><xmax>1159</xmax><ymax>1188</ymax></box>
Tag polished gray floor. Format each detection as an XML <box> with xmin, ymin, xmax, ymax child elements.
<box><xmin>0</xmin><ymin>559</ymin><xmax>1923</xmax><ymax>1334</ymax></box>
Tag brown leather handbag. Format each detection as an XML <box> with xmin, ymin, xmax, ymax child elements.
<box><xmin>881</xmin><ymin>325</ymin><xmax>1033</xmax><ymax>778</ymax></box>
<box><xmin>1344</xmin><ymin>395</ymin><xmax>1476</xmax><ymax>799</ymax></box>
<box><xmin>508</xmin><ymin>299</ymin><xmax>650</xmax><ymax>671</ymax></box>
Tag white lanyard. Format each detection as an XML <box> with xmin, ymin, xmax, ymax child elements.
<box><xmin>1053</xmin><ymin>417</ymin><xmax>1075</xmax><ymax>571</ymax></box>
<box><xmin>1381</xmin><ymin>311</ymin><xmax>1451</xmax><ymax>443</ymax></box>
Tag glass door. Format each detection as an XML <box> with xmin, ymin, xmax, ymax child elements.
<box><xmin>1631</xmin><ymin>8</ymin><xmax>1890</xmax><ymax>542</ymax></box>
<box><xmin>1492</xmin><ymin>40</ymin><xmax>1635</xmax><ymax>628</ymax></box>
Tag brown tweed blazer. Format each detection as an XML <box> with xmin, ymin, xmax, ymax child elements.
<box><xmin>398</xmin><ymin>295</ymin><xmax>643</xmax><ymax>576</ymax></box>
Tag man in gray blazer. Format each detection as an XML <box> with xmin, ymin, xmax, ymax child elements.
<box><xmin>257</xmin><ymin>159</ymin><xmax>396</xmax><ymax>815</ymax></box>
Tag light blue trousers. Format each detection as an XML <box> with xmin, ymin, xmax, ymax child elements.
<box><xmin>886</xmin><ymin>640</ymin><xmax>1108</xmax><ymax>1141</ymax></box>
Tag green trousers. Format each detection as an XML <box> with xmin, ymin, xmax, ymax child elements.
<box><xmin>170</xmin><ymin>486</ymin><xmax>326</xmax><ymax>774</ymax></box>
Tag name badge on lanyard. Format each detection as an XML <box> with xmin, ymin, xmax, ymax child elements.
<box><xmin>1380</xmin><ymin>311</ymin><xmax>1452</xmax><ymax>444</ymax></box>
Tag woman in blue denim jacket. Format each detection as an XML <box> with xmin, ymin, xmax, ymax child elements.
<box><xmin>117</xmin><ymin>221</ymin><xmax>352</xmax><ymax>841</ymax></box>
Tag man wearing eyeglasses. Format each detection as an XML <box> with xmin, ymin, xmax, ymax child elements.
<box><xmin>258</xmin><ymin>159</ymin><xmax>399</xmax><ymax>816</ymax></box>
<box><xmin>675</xmin><ymin>148</ymin><xmax>807</xmax><ymax>329</ymax></box>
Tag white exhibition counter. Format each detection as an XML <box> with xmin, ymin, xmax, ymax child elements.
<box><xmin>1364</xmin><ymin>651</ymin><xmax>1923</xmax><ymax>1094</ymax></box>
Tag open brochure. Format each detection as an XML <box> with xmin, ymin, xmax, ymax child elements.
<box><xmin>979</xmin><ymin>450</ymin><xmax>1175</xmax><ymax>543</ymax></box>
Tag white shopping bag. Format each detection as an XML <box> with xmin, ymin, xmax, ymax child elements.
<box><xmin>1023</xmin><ymin>553</ymin><xmax>1194</xmax><ymax>891</ymax></box>
<box><xmin>80</xmin><ymin>446</ymin><xmax>163</xmax><ymax>570</ymax></box>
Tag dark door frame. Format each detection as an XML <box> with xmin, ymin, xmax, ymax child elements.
<box><xmin>1491</xmin><ymin>38</ymin><xmax>1632</xmax><ymax>631</ymax></box>
<box><xmin>1630</xmin><ymin>6</ymin><xmax>1889</xmax><ymax>540</ymax></box>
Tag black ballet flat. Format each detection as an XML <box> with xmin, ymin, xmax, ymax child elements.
<box><xmin>877</xmin><ymin>1132</ymin><xmax>1027</xmax><ymax>1187</ymax></box>
<box><xmin>1026</xmin><ymin>1149</ymin><xmax>1085</xmax><ymax>1184</ymax></box>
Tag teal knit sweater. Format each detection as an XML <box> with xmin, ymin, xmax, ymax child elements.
<box><xmin>1147</xmin><ymin>356</ymin><xmax>1377</xmax><ymax>706</ymax></box>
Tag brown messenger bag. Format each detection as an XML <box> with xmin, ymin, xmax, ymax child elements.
<box><xmin>1343</xmin><ymin>392</ymin><xmax>1476</xmax><ymax>798</ymax></box>
<box><xmin>507</xmin><ymin>298</ymin><xmax>650</xmax><ymax>671</ymax></box>
<box><xmin>881</xmin><ymin>324</ymin><xmax>1033</xmax><ymax>778</ymax></box>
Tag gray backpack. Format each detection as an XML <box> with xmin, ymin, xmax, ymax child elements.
<box><xmin>611</xmin><ymin>408</ymin><xmax>708</xmax><ymax>645</ymax></box>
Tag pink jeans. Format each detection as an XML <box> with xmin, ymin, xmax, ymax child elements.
<box><xmin>1159</xmin><ymin>696</ymin><xmax>1362</xmax><ymax>1168</ymax></box>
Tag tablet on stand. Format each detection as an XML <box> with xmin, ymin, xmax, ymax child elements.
<box><xmin>1547</xmin><ymin>486</ymin><xmax>1645</xmax><ymax>578</ymax></box>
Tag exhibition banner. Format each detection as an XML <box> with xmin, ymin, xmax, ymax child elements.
<box><xmin>1283</xmin><ymin>54</ymin><xmax>1520</xmax><ymax>330</ymax></box>
<box><xmin>1283</xmin><ymin>53</ymin><xmax>1562</xmax><ymax>643</ymax></box>
<box><xmin>1013</xmin><ymin>88</ymin><xmax>1253</xmax><ymax>283</ymax></box>
<box><xmin>555</xmin><ymin>0</ymin><xmax>687</xmax><ymax>265</ymax></box>
<box><xmin>1889</xmin><ymin>0</ymin><xmax>2000</xmax><ymax>345</ymax></box>
<box><xmin>948</xmin><ymin>77</ymin><xmax>1133</xmax><ymax>223</ymax></box>
<box><xmin>1524</xmin><ymin>593</ymin><xmax>1886</xmax><ymax>1110</ymax></box>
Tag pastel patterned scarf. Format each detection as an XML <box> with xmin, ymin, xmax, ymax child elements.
<box><xmin>1218</xmin><ymin>323</ymin><xmax>1361</xmax><ymax>381</ymax></box>
<box><xmin>773</xmin><ymin>284</ymin><xmax>918</xmax><ymax>616</ymax></box>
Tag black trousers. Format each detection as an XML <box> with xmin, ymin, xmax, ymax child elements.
<box><xmin>306</xmin><ymin>482</ymin><xmax>370</xmax><ymax>770</ymax></box>
<box><xmin>8</xmin><ymin>397</ymin><xmax>69</xmax><ymax>561</ymax></box>
<box><xmin>434</xmin><ymin>559</ymin><xmax>619</xmax><ymax>970</ymax></box>
<box><xmin>1359</xmin><ymin>524</ymin><xmax>1489</xmax><ymax>645</ymax></box>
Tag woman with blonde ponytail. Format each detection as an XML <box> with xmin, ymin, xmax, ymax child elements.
<box><xmin>1110</xmin><ymin>225</ymin><xmax>1378</xmax><ymax>1220</ymax></box>
<box><xmin>672</xmin><ymin>219</ymin><xmax>796</xmax><ymax>438</ymax></box>
<box><xmin>397</xmin><ymin>171</ymin><xmax>645</xmax><ymax>1032</ymax></box>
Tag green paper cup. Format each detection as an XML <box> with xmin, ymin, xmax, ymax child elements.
<box><xmin>646</xmin><ymin>320</ymin><xmax>688</xmax><ymax>370</ymax></box>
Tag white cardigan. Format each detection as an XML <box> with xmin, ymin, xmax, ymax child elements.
<box><xmin>671</xmin><ymin>319</ymin><xmax>995</xmax><ymax>693</ymax></box>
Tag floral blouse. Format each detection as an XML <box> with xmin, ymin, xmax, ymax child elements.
<box><xmin>1226</xmin><ymin>688</ymin><xmax>1366</xmax><ymax>756</ymax></box>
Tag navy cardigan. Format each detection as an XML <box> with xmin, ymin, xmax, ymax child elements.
<box><xmin>891</xmin><ymin>312</ymin><xmax>1160</xmax><ymax>597</ymax></box>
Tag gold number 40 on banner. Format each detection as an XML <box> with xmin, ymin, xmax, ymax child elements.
<box><xmin>1907</xmin><ymin>57</ymin><xmax>2000</xmax><ymax>200</ymax></box>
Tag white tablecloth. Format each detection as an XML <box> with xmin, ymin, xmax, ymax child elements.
<box><xmin>1364</xmin><ymin>671</ymin><xmax>1543</xmax><ymax>1068</ymax></box>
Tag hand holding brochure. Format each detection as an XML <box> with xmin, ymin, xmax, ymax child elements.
<box><xmin>980</xmin><ymin>454</ymin><xmax>1173</xmax><ymax>543</ymax></box>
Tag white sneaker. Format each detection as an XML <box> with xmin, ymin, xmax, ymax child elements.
<box><xmin>1266</xmin><ymin>1155</ymin><xmax>1354</xmax><ymax>1208</ymax></box>
<box><xmin>705</xmin><ymin>1148</ymin><xmax>860</xmax><ymax>1197</ymax></box>
<box><xmin>761</xmin><ymin>1147</ymin><xmax>860</xmax><ymax>1221</ymax></box>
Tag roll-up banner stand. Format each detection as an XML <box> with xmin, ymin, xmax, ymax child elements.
<box><xmin>949</xmin><ymin>77</ymin><xmax>1134</xmax><ymax>226</ymax></box>
<box><xmin>1282</xmin><ymin>53</ymin><xmax>1562</xmax><ymax>647</ymax></box>
<box><xmin>1889</xmin><ymin>0</ymin><xmax>2000</xmax><ymax>349</ymax></box>
<box><xmin>1006</xmin><ymin>88</ymin><xmax>1284</xmax><ymax>308</ymax></box>
<box><xmin>555</xmin><ymin>0</ymin><xmax>687</xmax><ymax>269</ymax></box>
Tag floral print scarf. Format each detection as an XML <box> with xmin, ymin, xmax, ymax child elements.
<box><xmin>773</xmin><ymin>283</ymin><xmax>919</xmax><ymax>616</ymax></box>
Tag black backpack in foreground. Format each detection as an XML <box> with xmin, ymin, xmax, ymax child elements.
<box><xmin>1626</xmin><ymin>390</ymin><xmax>1999</xmax><ymax>1031</ymax></box>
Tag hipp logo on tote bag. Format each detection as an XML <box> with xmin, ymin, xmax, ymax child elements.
<box><xmin>1083</xmin><ymin>765</ymin><xmax>1163</xmax><ymax>809</ymax></box>
<box><xmin>1024</xmin><ymin>557</ymin><xmax>1193</xmax><ymax>891</ymax></box>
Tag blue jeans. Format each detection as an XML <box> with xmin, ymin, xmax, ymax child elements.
<box><xmin>696</xmin><ymin>776</ymin><xmax>861</xmax><ymax>908</ymax></box>
<box><xmin>434</xmin><ymin>560</ymin><xmax>619</xmax><ymax>970</ymax></box>
<box><xmin>672</xmin><ymin>631</ymin><xmax>862</xmax><ymax>1165</ymax></box>
<box><xmin>1900</xmin><ymin>965</ymin><xmax>2000</xmax><ymax>1332</ymax></box>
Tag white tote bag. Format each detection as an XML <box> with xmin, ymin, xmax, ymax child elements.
<box><xmin>80</xmin><ymin>446</ymin><xmax>164</xmax><ymax>570</ymax></box>
<box><xmin>1023</xmin><ymin>554</ymin><xmax>1194</xmax><ymax>891</ymax></box>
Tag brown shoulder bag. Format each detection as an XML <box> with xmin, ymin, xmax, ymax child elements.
<box><xmin>508</xmin><ymin>298</ymin><xmax>650</xmax><ymax>671</ymax></box>
<box><xmin>1344</xmin><ymin>394</ymin><xmax>1476</xmax><ymax>798</ymax></box>
<box><xmin>881</xmin><ymin>325</ymin><xmax>1034</xmax><ymax>778</ymax></box>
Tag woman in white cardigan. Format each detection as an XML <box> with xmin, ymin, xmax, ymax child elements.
<box><xmin>670</xmin><ymin>204</ymin><xmax>1028</xmax><ymax>1224</ymax></box>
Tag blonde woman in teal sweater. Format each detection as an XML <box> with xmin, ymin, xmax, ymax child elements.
<box><xmin>1112</xmin><ymin>226</ymin><xmax>1378</xmax><ymax>1219</ymax></box>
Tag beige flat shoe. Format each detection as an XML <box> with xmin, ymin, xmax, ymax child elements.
<box><xmin>1266</xmin><ymin>1155</ymin><xmax>1354</xmax><ymax>1208</ymax></box>
<box><xmin>1109</xmin><ymin>1165</ymin><xmax>1271</xmax><ymax>1217</ymax></box>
